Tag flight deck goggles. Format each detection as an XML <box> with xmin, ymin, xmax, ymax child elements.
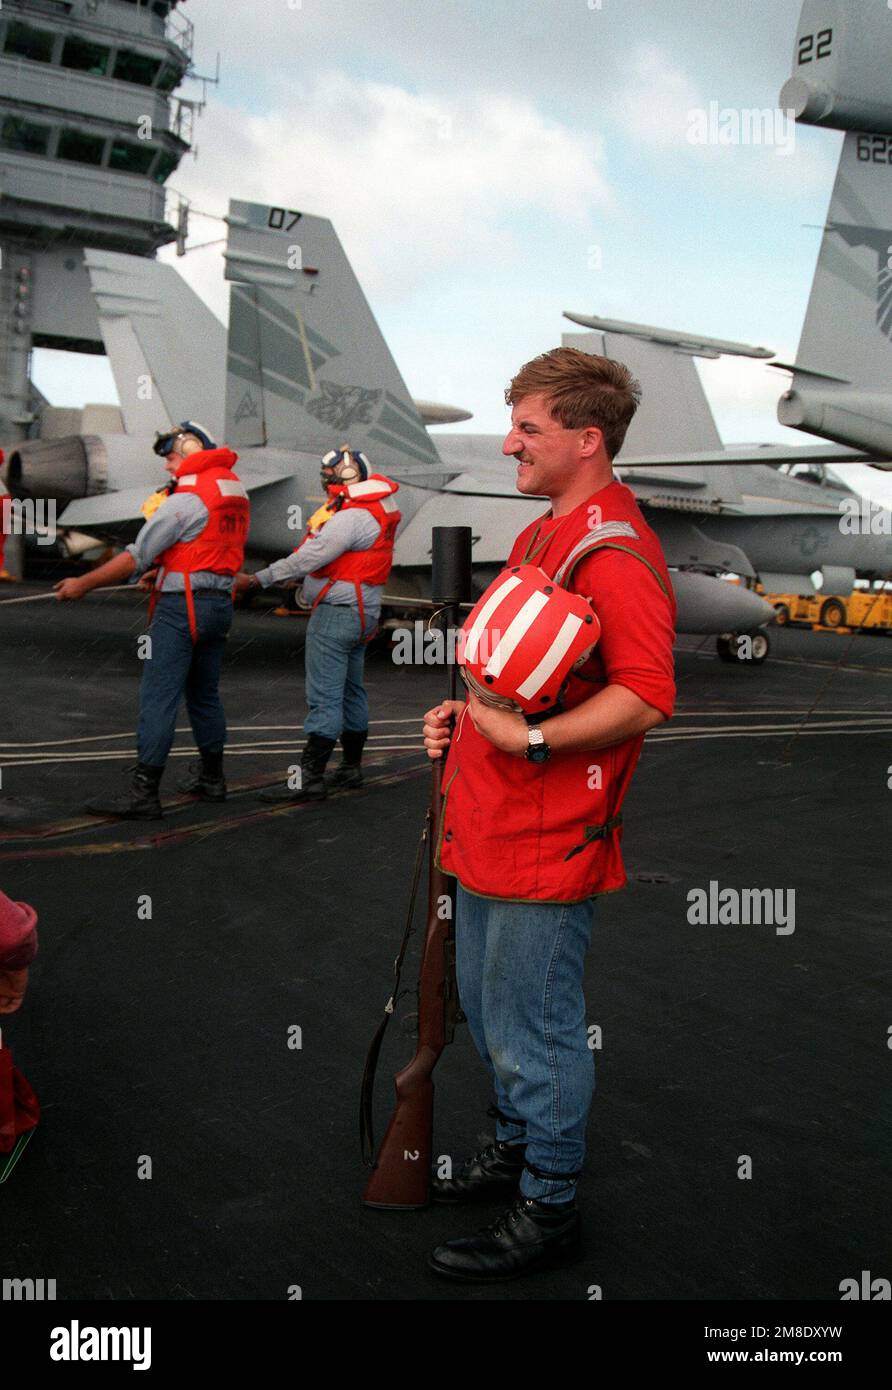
<box><xmin>320</xmin><ymin>446</ymin><xmax>370</xmax><ymax>487</ymax></box>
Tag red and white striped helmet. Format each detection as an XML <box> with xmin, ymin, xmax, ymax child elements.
<box><xmin>458</xmin><ymin>565</ymin><xmax>600</xmax><ymax>714</ymax></box>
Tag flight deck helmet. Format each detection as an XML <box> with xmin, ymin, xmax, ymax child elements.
<box><xmin>320</xmin><ymin>445</ymin><xmax>370</xmax><ymax>491</ymax></box>
<box><xmin>153</xmin><ymin>421</ymin><xmax>217</xmax><ymax>458</ymax></box>
<box><xmin>459</xmin><ymin>564</ymin><xmax>601</xmax><ymax>714</ymax></box>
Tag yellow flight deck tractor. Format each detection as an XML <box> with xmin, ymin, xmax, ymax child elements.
<box><xmin>766</xmin><ymin>588</ymin><xmax>892</xmax><ymax>634</ymax></box>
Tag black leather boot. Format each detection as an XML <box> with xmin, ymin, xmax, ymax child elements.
<box><xmin>327</xmin><ymin>728</ymin><xmax>367</xmax><ymax>789</ymax></box>
<box><xmin>431</xmin><ymin>1140</ymin><xmax>526</xmax><ymax>1204</ymax></box>
<box><xmin>178</xmin><ymin>748</ymin><xmax>226</xmax><ymax>801</ymax></box>
<box><xmin>428</xmin><ymin>1195</ymin><xmax>580</xmax><ymax>1282</ymax></box>
<box><xmin>258</xmin><ymin>734</ymin><xmax>336</xmax><ymax>803</ymax></box>
<box><xmin>85</xmin><ymin>762</ymin><xmax>163</xmax><ymax>820</ymax></box>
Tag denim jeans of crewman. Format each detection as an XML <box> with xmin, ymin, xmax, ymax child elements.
<box><xmin>304</xmin><ymin>601</ymin><xmax>377</xmax><ymax>741</ymax></box>
<box><xmin>137</xmin><ymin>592</ymin><xmax>233</xmax><ymax>767</ymax></box>
<box><xmin>455</xmin><ymin>881</ymin><xmax>596</xmax><ymax>1205</ymax></box>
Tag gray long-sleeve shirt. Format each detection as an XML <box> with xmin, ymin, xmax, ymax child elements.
<box><xmin>126</xmin><ymin>491</ymin><xmax>233</xmax><ymax>593</ymax></box>
<box><xmin>254</xmin><ymin>508</ymin><xmax>383</xmax><ymax>619</ymax></box>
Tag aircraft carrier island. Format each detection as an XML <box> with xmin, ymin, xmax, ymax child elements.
<box><xmin>0</xmin><ymin>0</ymin><xmax>196</xmax><ymax>436</ymax></box>
<box><xmin>0</xmin><ymin>0</ymin><xmax>889</xmax><ymax>1339</ymax></box>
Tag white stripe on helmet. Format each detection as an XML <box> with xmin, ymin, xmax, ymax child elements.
<box><xmin>484</xmin><ymin>591</ymin><xmax>549</xmax><ymax>678</ymax></box>
<box><xmin>463</xmin><ymin>575</ymin><xmax>522</xmax><ymax>664</ymax></box>
<box><xmin>515</xmin><ymin>612</ymin><xmax>585</xmax><ymax>701</ymax></box>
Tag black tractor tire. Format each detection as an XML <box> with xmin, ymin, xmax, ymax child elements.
<box><xmin>820</xmin><ymin>598</ymin><xmax>846</xmax><ymax>628</ymax></box>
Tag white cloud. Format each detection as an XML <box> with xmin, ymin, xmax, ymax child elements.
<box><xmin>697</xmin><ymin>355</ymin><xmax>789</xmax><ymax>435</ymax></box>
<box><xmin>615</xmin><ymin>44</ymin><xmax>703</xmax><ymax>150</ymax></box>
<box><xmin>163</xmin><ymin>71</ymin><xmax>614</xmax><ymax>317</ymax></box>
<box><xmin>613</xmin><ymin>43</ymin><xmax>839</xmax><ymax>198</ymax></box>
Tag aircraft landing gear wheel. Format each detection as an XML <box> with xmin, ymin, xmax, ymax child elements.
<box><xmin>747</xmin><ymin>630</ymin><xmax>770</xmax><ymax>664</ymax></box>
<box><xmin>716</xmin><ymin>631</ymin><xmax>770</xmax><ymax>664</ymax></box>
<box><xmin>820</xmin><ymin>598</ymin><xmax>846</xmax><ymax>628</ymax></box>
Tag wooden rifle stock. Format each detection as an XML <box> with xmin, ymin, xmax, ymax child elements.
<box><xmin>361</xmin><ymin>757</ymin><xmax>459</xmax><ymax>1209</ymax></box>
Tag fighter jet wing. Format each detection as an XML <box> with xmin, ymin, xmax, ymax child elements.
<box><xmin>620</xmin><ymin>444</ymin><xmax>878</xmax><ymax>467</ymax></box>
<box><xmin>394</xmin><ymin>490</ymin><xmax>543</xmax><ymax>567</ymax></box>
<box><xmin>394</xmin><ymin>486</ymin><xmax>760</xmax><ymax>582</ymax></box>
<box><xmin>58</xmin><ymin>471</ymin><xmax>291</xmax><ymax>533</ymax></box>
<box><xmin>559</xmin><ymin>314</ymin><xmax>885</xmax><ymax>467</ymax></box>
<box><xmin>429</xmin><ymin>445</ymin><xmax>877</xmax><ymax>504</ymax></box>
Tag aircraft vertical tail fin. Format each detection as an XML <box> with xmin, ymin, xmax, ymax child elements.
<box><xmin>84</xmin><ymin>249</ymin><xmax>226</xmax><ymax>439</ymax></box>
<box><xmin>776</xmin><ymin>0</ymin><xmax>892</xmax><ymax>455</ymax></box>
<box><xmin>561</xmin><ymin>326</ymin><xmax>723</xmax><ymax>458</ymax></box>
<box><xmin>223</xmin><ymin>200</ymin><xmax>442</xmax><ymax>472</ymax></box>
<box><xmin>789</xmin><ymin>132</ymin><xmax>892</xmax><ymax>392</ymax></box>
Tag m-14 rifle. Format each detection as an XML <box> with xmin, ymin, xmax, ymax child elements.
<box><xmin>359</xmin><ymin>526</ymin><xmax>472</xmax><ymax>1209</ymax></box>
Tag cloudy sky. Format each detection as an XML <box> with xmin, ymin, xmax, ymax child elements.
<box><xmin>33</xmin><ymin>0</ymin><xmax>892</xmax><ymax>502</ymax></box>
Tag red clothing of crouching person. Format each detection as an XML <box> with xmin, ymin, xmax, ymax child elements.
<box><xmin>0</xmin><ymin>891</ymin><xmax>40</xmax><ymax>1161</ymax></box>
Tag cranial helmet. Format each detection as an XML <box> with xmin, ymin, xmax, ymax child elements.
<box><xmin>320</xmin><ymin>445</ymin><xmax>371</xmax><ymax>490</ymax></box>
<box><xmin>458</xmin><ymin>564</ymin><xmax>600</xmax><ymax>714</ymax></box>
<box><xmin>153</xmin><ymin>420</ymin><xmax>217</xmax><ymax>457</ymax></box>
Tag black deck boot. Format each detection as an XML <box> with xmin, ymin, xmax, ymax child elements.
<box><xmin>327</xmin><ymin>728</ymin><xmax>367</xmax><ymax>789</ymax></box>
<box><xmin>258</xmin><ymin>734</ymin><xmax>336</xmax><ymax>803</ymax></box>
<box><xmin>85</xmin><ymin>762</ymin><xmax>164</xmax><ymax>820</ymax></box>
<box><xmin>178</xmin><ymin>748</ymin><xmax>226</xmax><ymax>802</ymax></box>
<box><xmin>428</xmin><ymin>1195</ymin><xmax>580</xmax><ymax>1283</ymax></box>
<box><xmin>432</xmin><ymin>1140</ymin><xmax>526</xmax><ymax>1205</ymax></box>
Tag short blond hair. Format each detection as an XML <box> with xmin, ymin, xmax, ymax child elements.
<box><xmin>506</xmin><ymin>347</ymin><xmax>641</xmax><ymax>459</ymax></box>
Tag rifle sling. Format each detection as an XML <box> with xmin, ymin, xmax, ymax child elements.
<box><xmin>359</xmin><ymin>807</ymin><xmax>431</xmax><ymax>1166</ymax></box>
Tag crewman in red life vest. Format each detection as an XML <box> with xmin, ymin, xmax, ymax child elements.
<box><xmin>421</xmin><ymin>348</ymin><xmax>676</xmax><ymax>1283</ymax></box>
<box><xmin>54</xmin><ymin>423</ymin><xmax>249</xmax><ymax>819</ymax></box>
<box><xmin>236</xmin><ymin>446</ymin><xmax>401</xmax><ymax>801</ymax></box>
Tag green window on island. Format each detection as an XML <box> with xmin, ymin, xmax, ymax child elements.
<box><xmin>113</xmin><ymin>49</ymin><xmax>162</xmax><ymax>87</ymax></box>
<box><xmin>0</xmin><ymin>117</ymin><xmax>51</xmax><ymax>155</ymax></box>
<box><xmin>4</xmin><ymin>21</ymin><xmax>55</xmax><ymax>63</ymax></box>
<box><xmin>157</xmin><ymin>63</ymin><xmax>181</xmax><ymax>93</ymax></box>
<box><xmin>57</xmin><ymin>128</ymin><xmax>106</xmax><ymax>166</ymax></box>
<box><xmin>61</xmin><ymin>36</ymin><xmax>111</xmax><ymax>77</ymax></box>
<box><xmin>151</xmin><ymin>149</ymin><xmax>178</xmax><ymax>184</ymax></box>
<box><xmin>108</xmin><ymin>139</ymin><xmax>157</xmax><ymax>175</ymax></box>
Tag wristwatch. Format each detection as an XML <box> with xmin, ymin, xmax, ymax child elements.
<box><xmin>525</xmin><ymin>726</ymin><xmax>551</xmax><ymax>763</ymax></box>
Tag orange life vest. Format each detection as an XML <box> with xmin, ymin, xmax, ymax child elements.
<box><xmin>302</xmin><ymin>474</ymin><xmax>401</xmax><ymax>631</ymax></box>
<box><xmin>151</xmin><ymin>447</ymin><xmax>250</xmax><ymax>641</ymax></box>
<box><xmin>437</xmin><ymin>480</ymin><xmax>676</xmax><ymax>904</ymax></box>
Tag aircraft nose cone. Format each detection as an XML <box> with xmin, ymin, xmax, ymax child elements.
<box><xmin>734</xmin><ymin>586</ymin><xmax>779</xmax><ymax>628</ymax></box>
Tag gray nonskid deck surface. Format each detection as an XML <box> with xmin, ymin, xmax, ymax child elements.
<box><xmin>1</xmin><ymin>592</ymin><xmax>890</xmax><ymax>1299</ymax></box>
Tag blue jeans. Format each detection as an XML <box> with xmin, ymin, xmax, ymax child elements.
<box><xmin>455</xmin><ymin>881</ymin><xmax>596</xmax><ymax>1205</ymax></box>
<box><xmin>304</xmin><ymin>601</ymin><xmax>377</xmax><ymax>741</ymax></box>
<box><xmin>137</xmin><ymin>592</ymin><xmax>233</xmax><ymax>767</ymax></box>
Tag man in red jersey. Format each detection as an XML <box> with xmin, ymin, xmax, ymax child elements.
<box><xmin>422</xmin><ymin>347</ymin><xmax>676</xmax><ymax>1282</ymax></box>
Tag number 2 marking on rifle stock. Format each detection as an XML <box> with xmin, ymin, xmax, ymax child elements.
<box><xmin>403</xmin><ymin>1149</ymin><xmax>420</xmax><ymax>1161</ymax></box>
